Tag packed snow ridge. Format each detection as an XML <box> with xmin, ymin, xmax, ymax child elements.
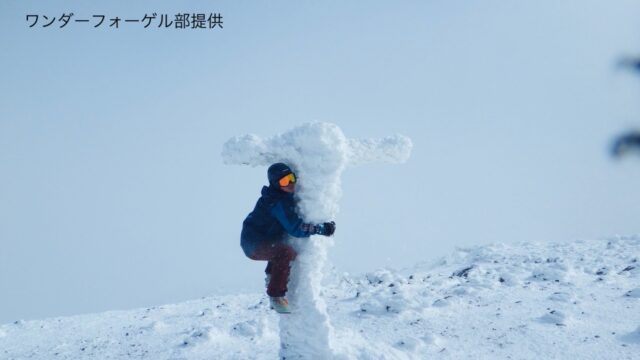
<box><xmin>2</xmin><ymin>236</ymin><xmax>639</xmax><ymax>359</ymax></box>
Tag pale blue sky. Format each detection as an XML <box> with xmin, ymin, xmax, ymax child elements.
<box><xmin>1</xmin><ymin>1</ymin><xmax>639</xmax><ymax>324</ymax></box>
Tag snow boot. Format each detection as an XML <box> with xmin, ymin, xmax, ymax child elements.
<box><xmin>270</xmin><ymin>296</ymin><xmax>291</xmax><ymax>314</ymax></box>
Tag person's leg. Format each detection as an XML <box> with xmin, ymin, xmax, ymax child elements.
<box><xmin>250</xmin><ymin>242</ymin><xmax>297</xmax><ymax>297</ymax></box>
<box><xmin>264</xmin><ymin>262</ymin><xmax>272</xmax><ymax>290</ymax></box>
<box><xmin>267</xmin><ymin>244</ymin><xmax>296</xmax><ymax>297</ymax></box>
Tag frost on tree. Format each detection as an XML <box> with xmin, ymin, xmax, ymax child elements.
<box><xmin>222</xmin><ymin>122</ymin><xmax>412</xmax><ymax>358</ymax></box>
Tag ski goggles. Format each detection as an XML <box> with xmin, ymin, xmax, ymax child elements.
<box><xmin>278</xmin><ymin>173</ymin><xmax>296</xmax><ymax>187</ymax></box>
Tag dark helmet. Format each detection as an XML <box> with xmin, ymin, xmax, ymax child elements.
<box><xmin>267</xmin><ymin>163</ymin><xmax>294</xmax><ymax>187</ymax></box>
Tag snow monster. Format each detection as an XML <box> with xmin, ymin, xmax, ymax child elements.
<box><xmin>222</xmin><ymin>122</ymin><xmax>412</xmax><ymax>359</ymax></box>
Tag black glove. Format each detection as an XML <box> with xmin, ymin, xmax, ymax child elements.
<box><xmin>318</xmin><ymin>221</ymin><xmax>336</xmax><ymax>236</ymax></box>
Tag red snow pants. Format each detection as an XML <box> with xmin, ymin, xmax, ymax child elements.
<box><xmin>249</xmin><ymin>242</ymin><xmax>297</xmax><ymax>297</ymax></box>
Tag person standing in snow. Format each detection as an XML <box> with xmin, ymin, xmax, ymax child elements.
<box><xmin>241</xmin><ymin>163</ymin><xmax>336</xmax><ymax>313</ymax></box>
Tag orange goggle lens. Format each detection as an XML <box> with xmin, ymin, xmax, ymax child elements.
<box><xmin>278</xmin><ymin>173</ymin><xmax>296</xmax><ymax>187</ymax></box>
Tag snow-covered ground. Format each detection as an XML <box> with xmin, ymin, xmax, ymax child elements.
<box><xmin>2</xmin><ymin>235</ymin><xmax>639</xmax><ymax>359</ymax></box>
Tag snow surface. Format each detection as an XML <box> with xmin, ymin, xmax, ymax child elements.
<box><xmin>2</xmin><ymin>236</ymin><xmax>639</xmax><ymax>359</ymax></box>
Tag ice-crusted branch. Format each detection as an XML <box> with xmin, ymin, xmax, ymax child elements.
<box><xmin>221</xmin><ymin>134</ymin><xmax>277</xmax><ymax>166</ymax></box>
<box><xmin>347</xmin><ymin>135</ymin><xmax>413</xmax><ymax>166</ymax></box>
<box><xmin>222</xmin><ymin>133</ymin><xmax>413</xmax><ymax>168</ymax></box>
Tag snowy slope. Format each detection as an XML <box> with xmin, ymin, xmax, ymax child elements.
<box><xmin>2</xmin><ymin>236</ymin><xmax>639</xmax><ymax>359</ymax></box>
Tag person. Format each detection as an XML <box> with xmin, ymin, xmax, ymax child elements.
<box><xmin>241</xmin><ymin>163</ymin><xmax>336</xmax><ymax>313</ymax></box>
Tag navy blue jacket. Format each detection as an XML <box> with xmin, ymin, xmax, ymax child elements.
<box><xmin>241</xmin><ymin>185</ymin><xmax>312</xmax><ymax>257</ymax></box>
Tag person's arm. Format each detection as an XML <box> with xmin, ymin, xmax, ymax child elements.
<box><xmin>270</xmin><ymin>201</ymin><xmax>336</xmax><ymax>237</ymax></box>
<box><xmin>270</xmin><ymin>201</ymin><xmax>312</xmax><ymax>237</ymax></box>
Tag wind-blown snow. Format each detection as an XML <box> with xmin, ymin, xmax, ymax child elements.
<box><xmin>2</xmin><ymin>236</ymin><xmax>639</xmax><ymax>359</ymax></box>
<box><xmin>221</xmin><ymin>122</ymin><xmax>412</xmax><ymax>359</ymax></box>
